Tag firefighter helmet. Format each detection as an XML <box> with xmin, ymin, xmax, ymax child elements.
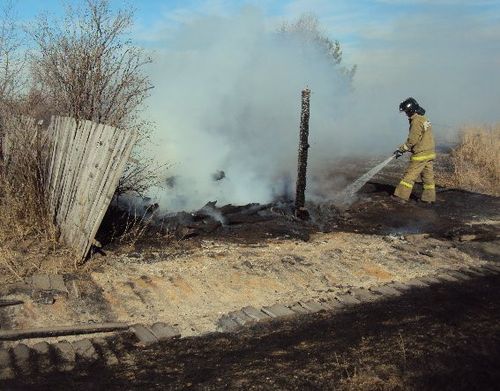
<box><xmin>399</xmin><ymin>97</ymin><xmax>420</xmax><ymax>115</ymax></box>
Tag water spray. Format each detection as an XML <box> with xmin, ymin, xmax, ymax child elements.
<box><xmin>335</xmin><ymin>155</ymin><xmax>396</xmax><ymax>207</ymax></box>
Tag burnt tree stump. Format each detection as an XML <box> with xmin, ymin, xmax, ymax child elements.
<box><xmin>295</xmin><ymin>88</ymin><xmax>311</xmax><ymax>220</ymax></box>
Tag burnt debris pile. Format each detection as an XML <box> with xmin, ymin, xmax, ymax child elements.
<box><xmin>158</xmin><ymin>201</ymin><xmax>305</xmax><ymax>240</ymax></box>
<box><xmin>96</xmin><ymin>199</ymin><xmax>334</xmax><ymax>246</ymax></box>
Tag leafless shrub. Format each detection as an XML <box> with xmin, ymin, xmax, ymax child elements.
<box><xmin>27</xmin><ymin>0</ymin><xmax>158</xmax><ymax>195</ymax></box>
<box><xmin>0</xmin><ymin>5</ymin><xmax>47</xmax><ymax>244</ymax></box>
<box><xmin>0</xmin><ymin>2</ymin><xmax>69</xmax><ymax>281</ymax></box>
<box><xmin>0</xmin><ymin>117</ymin><xmax>54</xmax><ymax>238</ymax></box>
<box><xmin>0</xmin><ymin>0</ymin><xmax>25</xmax><ymax>103</ymax></box>
<box><xmin>94</xmin><ymin>202</ymin><xmax>160</xmax><ymax>253</ymax></box>
<box><xmin>279</xmin><ymin>14</ymin><xmax>357</xmax><ymax>81</ymax></box>
<box><xmin>0</xmin><ymin>0</ymin><xmax>26</xmax><ymax>160</ymax></box>
<box><xmin>27</xmin><ymin>0</ymin><xmax>151</xmax><ymax>127</ymax></box>
<box><xmin>117</xmin><ymin>209</ymin><xmax>156</xmax><ymax>246</ymax></box>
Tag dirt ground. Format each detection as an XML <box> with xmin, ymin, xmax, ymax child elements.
<box><xmin>1</xmin><ymin>155</ymin><xmax>499</xmax><ymax>389</ymax></box>
<box><xmin>1</xmin><ymin>176</ymin><xmax>498</xmax><ymax>345</ymax></box>
<box><xmin>5</xmin><ymin>271</ymin><xmax>500</xmax><ymax>390</ymax></box>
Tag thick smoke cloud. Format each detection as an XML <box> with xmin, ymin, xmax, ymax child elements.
<box><xmin>145</xmin><ymin>2</ymin><xmax>500</xmax><ymax>212</ymax></box>
<box><xmin>147</xmin><ymin>8</ymin><xmax>355</xmax><ymax>211</ymax></box>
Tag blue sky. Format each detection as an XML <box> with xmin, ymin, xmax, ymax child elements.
<box><xmin>11</xmin><ymin>0</ymin><xmax>500</xmax><ymax>125</ymax></box>
<box><xmin>13</xmin><ymin>0</ymin><xmax>500</xmax><ymax>65</ymax></box>
<box><xmin>15</xmin><ymin>1</ymin><xmax>500</xmax><ymax>42</ymax></box>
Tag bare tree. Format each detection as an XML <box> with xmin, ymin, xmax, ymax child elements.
<box><xmin>27</xmin><ymin>0</ymin><xmax>159</xmax><ymax>196</ymax></box>
<box><xmin>0</xmin><ymin>0</ymin><xmax>24</xmax><ymax>103</ymax></box>
<box><xmin>279</xmin><ymin>14</ymin><xmax>357</xmax><ymax>81</ymax></box>
<box><xmin>27</xmin><ymin>0</ymin><xmax>152</xmax><ymax>129</ymax></box>
<box><xmin>0</xmin><ymin>0</ymin><xmax>26</xmax><ymax>162</ymax></box>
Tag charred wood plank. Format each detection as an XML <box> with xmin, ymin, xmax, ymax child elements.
<box><xmin>219</xmin><ymin>203</ymin><xmax>266</xmax><ymax>215</ymax></box>
<box><xmin>0</xmin><ymin>299</ymin><xmax>24</xmax><ymax>308</ymax></box>
<box><xmin>186</xmin><ymin>220</ymin><xmax>222</xmax><ymax>233</ymax></box>
<box><xmin>224</xmin><ymin>214</ymin><xmax>273</xmax><ymax>225</ymax></box>
<box><xmin>0</xmin><ymin>322</ymin><xmax>130</xmax><ymax>341</ymax></box>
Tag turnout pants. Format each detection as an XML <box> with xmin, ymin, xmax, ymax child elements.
<box><xmin>394</xmin><ymin>159</ymin><xmax>436</xmax><ymax>202</ymax></box>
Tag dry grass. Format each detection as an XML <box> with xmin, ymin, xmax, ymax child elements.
<box><xmin>0</xmin><ymin>118</ymin><xmax>53</xmax><ymax>237</ymax></box>
<box><xmin>446</xmin><ymin>124</ymin><xmax>500</xmax><ymax>196</ymax></box>
<box><xmin>0</xmin><ymin>116</ymin><xmax>72</xmax><ymax>283</ymax></box>
<box><xmin>339</xmin><ymin>369</ymin><xmax>404</xmax><ymax>391</ymax></box>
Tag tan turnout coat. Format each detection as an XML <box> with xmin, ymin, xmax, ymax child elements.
<box><xmin>394</xmin><ymin>113</ymin><xmax>437</xmax><ymax>202</ymax></box>
<box><xmin>400</xmin><ymin>113</ymin><xmax>435</xmax><ymax>160</ymax></box>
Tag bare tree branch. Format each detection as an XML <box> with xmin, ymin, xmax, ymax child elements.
<box><xmin>27</xmin><ymin>0</ymin><xmax>152</xmax><ymax>129</ymax></box>
<box><xmin>25</xmin><ymin>0</ymin><xmax>158</xmax><ymax>195</ymax></box>
<box><xmin>279</xmin><ymin>14</ymin><xmax>356</xmax><ymax>81</ymax></box>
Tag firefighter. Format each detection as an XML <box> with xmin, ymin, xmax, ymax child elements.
<box><xmin>393</xmin><ymin>97</ymin><xmax>436</xmax><ymax>203</ymax></box>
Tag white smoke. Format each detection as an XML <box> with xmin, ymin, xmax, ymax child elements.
<box><xmin>143</xmin><ymin>2</ymin><xmax>500</xmax><ymax>212</ymax></box>
<box><xmin>147</xmin><ymin>8</ymin><xmax>354</xmax><ymax>212</ymax></box>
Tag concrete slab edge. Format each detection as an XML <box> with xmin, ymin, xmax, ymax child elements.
<box><xmin>213</xmin><ymin>263</ymin><xmax>497</xmax><ymax>336</ymax></box>
<box><xmin>1</xmin><ymin>263</ymin><xmax>497</xmax><ymax>381</ymax></box>
<box><xmin>0</xmin><ymin>321</ymin><xmax>180</xmax><ymax>381</ymax></box>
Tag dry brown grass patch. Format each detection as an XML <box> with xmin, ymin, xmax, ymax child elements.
<box><xmin>339</xmin><ymin>368</ymin><xmax>405</xmax><ymax>391</ymax></box>
<box><xmin>439</xmin><ymin>124</ymin><xmax>500</xmax><ymax>196</ymax></box>
<box><xmin>0</xmin><ymin>117</ymin><xmax>72</xmax><ymax>282</ymax></box>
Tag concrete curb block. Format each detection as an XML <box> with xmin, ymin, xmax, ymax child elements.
<box><xmin>92</xmin><ymin>337</ymin><xmax>119</xmax><ymax>366</ymax></box>
<box><xmin>298</xmin><ymin>301</ymin><xmax>326</xmax><ymax>313</ymax></box>
<box><xmin>150</xmin><ymin>322</ymin><xmax>181</xmax><ymax>341</ymax></box>
<box><xmin>0</xmin><ymin>321</ymin><xmax>180</xmax><ymax>381</ymax></box>
<box><xmin>446</xmin><ymin>270</ymin><xmax>471</xmax><ymax>281</ymax></box>
<box><xmin>387</xmin><ymin>281</ymin><xmax>413</xmax><ymax>291</ymax></box>
<box><xmin>241</xmin><ymin>306</ymin><xmax>271</xmax><ymax>321</ymax></box>
<box><xmin>320</xmin><ymin>299</ymin><xmax>345</xmax><ymax>310</ymax></box>
<box><xmin>32</xmin><ymin>342</ymin><xmax>51</xmax><ymax>373</ymax></box>
<box><xmin>217</xmin><ymin>314</ymin><xmax>240</xmax><ymax>332</ymax></box>
<box><xmin>12</xmin><ymin>344</ymin><xmax>31</xmax><ymax>376</ymax></box>
<box><xmin>370</xmin><ymin>285</ymin><xmax>402</xmax><ymax>297</ymax></box>
<box><xmin>459</xmin><ymin>267</ymin><xmax>486</xmax><ymax>277</ymax></box>
<box><xmin>130</xmin><ymin>324</ymin><xmax>159</xmax><ymax>347</ymax></box>
<box><xmin>288</xmin><ymin>302</ymin><xmax>310</xmax><ymax>314</ymax></box>
<box><xmin>417</xmin><ymin>276</ymin><xmax>441</xmax><ymax>285</ymax></box>
<box><xmin>54</xmin><ymin>341</ymin><xmax>76</xmax><ymax>372</ymax></box>
<box><xmin>214</xmin><ymin>264</ymin><xmax>496</xmax><ymax>338</ymax></box>
<box><xmin>228</xmin><ymin>310</ymin><xmax>254</xmax><ymax>326</ymax></box>
<box><xmin>262</xmin><ymin>304</ymin><xmax>296</xmax><ymax>318</ymax></box>
<box><xmin>336</xmin><ymin>293</ymin><xmax>361</xmax><ymax>306</ymax></box>
<box><xmin>349</xmin><ymin>288</ymin><xmax>381</xmax><ymax>302</ymax></box>
<box><xmin>404</xmin><ymin>278</ymin><xmax>430</xmax><ymax>288</ymax></box>
<box><xmin>436</xmin><ymin>274</ymin><xmax>459</xmax><ymax>282</ymax></box>
<box><xmin>73</xmin><ymin>339</ymin><xmax>99</xmax><ymax>363</ymax></box>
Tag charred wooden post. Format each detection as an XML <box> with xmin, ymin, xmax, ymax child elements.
<box><xmin>295</xmin><ymin>88</ymin><xmax>311</xmax><ymax>220</ymax></box>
